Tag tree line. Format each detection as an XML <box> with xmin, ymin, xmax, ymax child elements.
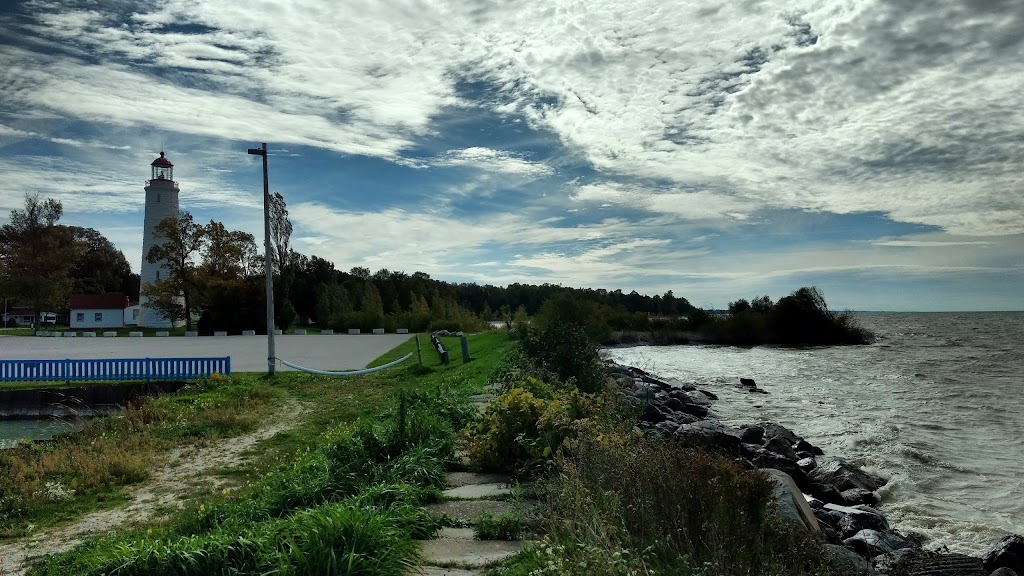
<box><xmin>0</xmin><ymin>195</ymin><xmax>139</xmax><ymax>327</ymax></box>
<box><xmin>2</xmin><ymin>193</ymin><xmax>697</xmax><ymax>334</ymax></box>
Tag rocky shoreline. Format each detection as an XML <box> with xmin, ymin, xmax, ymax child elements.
<box><xmin>609</xmin><ymin>361</ymin><xmax>1024</xmax><ymax>576</ymax></box>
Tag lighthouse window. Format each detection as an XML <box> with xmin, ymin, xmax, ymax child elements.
<box><xmin>157</xmin><ymin>193</ymin><xmax>161</xmax><ymax>203</ymax></box>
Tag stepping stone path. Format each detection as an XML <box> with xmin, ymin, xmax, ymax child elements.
<box><xmin>410</xmin><ymin>390</ymin><xmax>529</xmax><ymax>575</ymax></box>
<box><xmin>413</xmin><ymin>471</ymin><xmax>524</xmax><ymax>575</ymax></box>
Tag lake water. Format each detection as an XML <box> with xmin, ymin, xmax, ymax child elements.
<box><xmin>603</xmin><ymin>312</ymin><xmax>1024</xmax><ymax>556</ymax></box>
<box><xmin>0</xmin><ymin>418</ymin><xmax>80</xmax><ymax>449</ymax></box>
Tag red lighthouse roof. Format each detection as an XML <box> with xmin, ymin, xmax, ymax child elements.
<box><xmin>151</xmin><ymin>151</ymin><xmax>173</xmax><ymax>167</ymax></box>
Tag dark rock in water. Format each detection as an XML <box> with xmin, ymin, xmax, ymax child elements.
<box><xmin>794</xmin><ymin>438</ymin><xmax>826</xmax><ymax>456</ymax></box>
<box><xmin>843</xmin><ymin>528</ymin><xmax>919</xmax><ymax>558</ymax></box>
<box><xmin>748</xmin><ymin>387</ymin><xmax>769</xmax><ymax>394</ymax></box>
<box><xmin>841</xmin><ymin>488</ymin><xmax>878</xmax><ymax>506</ymax></box>
<box><xmin>806</xmin><ymin>457</ymin><xmax>887</xmax><ymax>496</ymax></box>
<box><xmin>682</xmin><ymin>390</ymin><xmax>714</xmax><ymax>406</ymax></box>
<box><xmin>983</xmin><ymin>534</ymin><xmax>1024</xmax><ymax>575</ymax></box>
<box><xmin>990</xmin><ymin>568</ymin><xmax>1020</xmax><ymax>576</ymax></box>
<box><xmin>797</xmin><ymin>457</ymin><xmax>818</xmax><ymax>473</ymax></box>
<box><xmin>739</xmin><ymin>425</ymin><xmax>764</xmax><ymax>443</ymax></box>
<box><xmin>763</xmin><ymin>435</ymin><xmax>800</xmax><ymax>461</ymax></box>
<box><xmin>740</xmin><ymin>377</ymin><xmax>757</xmax><ymax>387</ymax></box>
<box><xmin>759</xmin><ymin>422</ymin><xmax>801</xmax><ymax>446</ymax></box>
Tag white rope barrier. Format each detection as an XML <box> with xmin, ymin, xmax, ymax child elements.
<box><xmin>277</xmin><ymin>352</ymin><xmax>414</xmax><ymax>376</ymax></box>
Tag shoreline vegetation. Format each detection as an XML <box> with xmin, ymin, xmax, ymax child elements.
<box><xmin>3</xmin><ymin>323</ymin><xmax>1014</xmax><ymax>575</ymax></box>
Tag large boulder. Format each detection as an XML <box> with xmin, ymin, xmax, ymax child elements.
<box><xmin>843</xmin><ymin>528</ymin><xmax>919</xmax><ymax>559</ymax></box>
<box><xmin>805</xmin><ymin>457</ymin><xmax>887</xmax><ymax>498</ymax></box>
<box><xmin>983</xmin><ymin>534</ymin><xmax>1024</xmax><ymax>575</ymax></box>
<box><xmin>990</xmin><ymin>568</ymin><xmax>1020</xmax><ymax>576</ymax></box>
<box><xmin>840</xmin><ymin>488</ymin><xmax>879</xmax><ymax>506</ymax></box>
<box><xmin>818</xmin><ymin>503</ymin><xmax>889</xmax><ymax>539</ymax></box>
<box><xmin>763</xmin><ymin>435</ymin><xmax>800</xmax><ymax>461</ymax></box>
<box><xmin>674</xmin><ymin>420</ymin><xmax>743</xmax><ymax>451</ymax></box>
<box><xmin>826</xmin><ymin>544</ymin><xmax>878</xmax><ymax>576</ymax></box>
<box><xmin>762</xmin><ymin>469</ymin><xmax>819</xmax><ymax>534</ymax></box>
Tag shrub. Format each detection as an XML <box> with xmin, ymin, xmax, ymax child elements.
<box><xmin>462</xmin><ymin>382</ymin><xmax>603</xmax><ymax>472</ymax></box>
<box><xmin>518</xmin><ymin>321</ymin><xmax>606</xmax><ymax>393</ymax></box>
<box><xmin>531</xmin><ymin>431</ymin><xmax>839</xmax><ymax>576</ymax></box>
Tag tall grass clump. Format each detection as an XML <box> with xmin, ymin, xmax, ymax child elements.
<box><xmin>504</xmin><ymin>431</ymin><xmax>838</xmax><ymax>576</ymax></box>
<box><xmin>29</xmin><ymin>500</ymin><xmax>423</xmax><ymax>576</ymax></box>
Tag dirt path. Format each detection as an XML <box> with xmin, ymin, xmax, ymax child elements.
<box><xmin>0</xmin><ymin>403</ymin><xmax>305</xmax><ymax>576</ymax></box>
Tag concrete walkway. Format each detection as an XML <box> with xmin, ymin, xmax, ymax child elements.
<box><xmin>410</xmin><ymin>392</ymin><xmax>528</xmax><ymax>575</ymax></box>
<box><xmin>0</xmin><ymin>334</ymin><xmax>412</xmax><ymax>372</ymax></box>
<box><xmin>416</xmin><ymin>472</ymin><xmax>524</xmax><ymax>575</ymax></box>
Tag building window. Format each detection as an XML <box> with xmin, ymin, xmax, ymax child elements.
<box><xmin>76</xmin><ymin>312</ymin><xmax>85</xmax><ymax>322</ymax></box>
<box><xmin>133</xmin><ymin>308</ymin><xmax>140</xmax><ymax>319</ymax></box>
<box><xmin>95</xmin><ymin>312</ymin><xmax>103</xmax><ymax>322</ymax></box>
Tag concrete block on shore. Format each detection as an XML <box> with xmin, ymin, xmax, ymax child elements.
<box><xmin>273</xmin><ymin>329</ymin><xmax>282</xmax><ymax>335</ymax></box>
<box><xmin>83</xmin><ymin>332</ymin><xmax>96</xmax><ymax>337</ymax></box>
<box><xmin>321</xmin><ymin>329</ymin><xmax>334</xmax><ymax>335</ymax></box>
<box><xmin>348</xmin><ymin>328</ymin><xmax>360</xmax><ymax>335</ymax></box>
<box><xmin>372</xmin><ymin>328</ymin><xmax>385</xmax><ymax>335</ymax></box>
<box><xmin>397</xmin><ymin>328</ymin><xmax>409</xmax><ymax>334</ymax></box>
<box><xmin>294</xmin><ymin>329</ymin><xmax>306</xmax><ymax>335</ymax></box>
<box><xmin>242</xmin><ymin>330</ymin><xmax>256</xmax><ymax>336</ymax></box>
<box><xmin>103</xmin><ymin>331</ymin><xmax>117</xmax><ymax>337</ymax></box>
<box><xmin>63</xmin><ymin>331</ymin><xmax>76</xmax><ymax>337</ymax></box>
<box><xmin>129</xmin><ymin>331</ymin><xmax>143</xmax><ymax>337</ymax></box>
<box><xmin>214</xmin><ymin>331</ymin><xmax>227</xmax><ymax>337</ymax></box>
<box><xmin>185</xmin><ymin>331</ymin><xmax>198</xmax><ymax>337</ymax></box>
<box><xmin>155</xmin><ymin>331</ymin><xmax>169</xmax><ymax>337</ymax></box>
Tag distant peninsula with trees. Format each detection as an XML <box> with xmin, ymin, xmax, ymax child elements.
<box><xmin>2</xmin><ymin>194</ymin><xmax>871</xmax><ymax>347</ymax></box>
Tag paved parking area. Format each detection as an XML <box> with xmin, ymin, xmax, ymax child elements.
<box><xmin>0</xmin><ymin>334</ymin><xmax>414</xmax><ymax>373</ymax></box>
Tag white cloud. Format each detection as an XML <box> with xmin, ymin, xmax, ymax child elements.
<box><xmin>434</xmin><ymin>147</ymin><xmax>552</xmax><ymax>178</ymax></box>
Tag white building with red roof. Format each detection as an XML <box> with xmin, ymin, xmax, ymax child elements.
<box><xmin>69</xmin><ymin>293</ymin><xmax>131</xmax><ymax>329</ymax></box>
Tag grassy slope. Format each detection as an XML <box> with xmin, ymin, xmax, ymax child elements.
<box><xmin>0</xmin><ymin>331</ymin><xmax>510</xmax><ymax>540</ymax></box>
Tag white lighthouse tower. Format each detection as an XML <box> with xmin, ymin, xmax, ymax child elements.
<box><xmin>139</xmin><ymin>152</ymin><xmax>181</xmax><ymax>328</ymax></box>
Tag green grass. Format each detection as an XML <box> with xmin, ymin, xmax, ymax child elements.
<box><xmin>473</xmin><ymin>511</ymin><xmax>525</xmax><ymax>541</ymax></box>
<box><xmin>10</xmin><ymin>330</ymin><xmax>513</xmax><ymax>575</ymax></box>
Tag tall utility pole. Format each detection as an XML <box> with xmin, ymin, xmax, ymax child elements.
<box><xmin>247</xmin><ymin>143</ymin><xmax>276</xmax><ymax>375</ymax></box>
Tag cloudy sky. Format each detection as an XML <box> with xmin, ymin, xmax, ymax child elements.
<box><xmin>1</xmin><ymin>0</ymin><xmax>1021</xmax><ymax>311</ymax></box>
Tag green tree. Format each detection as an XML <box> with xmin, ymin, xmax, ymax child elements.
<box><xmin>201</xmin><ymin>220</ymin><xmax>256</xmax><ymax>280</ymax></box>
<box><xmin>145</xmin><ymin>211</ymin><xmax>206</xmax><ymax>331</ymax></box>
<box><xmin>0</xmin><ymin>195</ymin><xmax>77</xmax><ymax>327</ymax></box>
<box><xmin>360</xmin><ymin>281</ymin><xmax>385</xmax><ymax>331</ymax></box>
<box><xmin>67</xmin><ymin>226</ymin><xmax>136</xmax><ymax>297</ymax></box>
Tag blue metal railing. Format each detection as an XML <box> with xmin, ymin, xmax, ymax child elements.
<box><xmin>0</xmin><ymin>357</ymin><xmax>231</xmax><ymax>383</ymax></box>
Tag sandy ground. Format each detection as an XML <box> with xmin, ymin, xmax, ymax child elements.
<box><xmin>0</xmin><ymin>402</ymin><xmax>307</xmax><ymax>575</ymax></box>
<box><xmin>0</xmin><ymin>333</ymin><xmax>413</xmax><ymax>372</ymax></box>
